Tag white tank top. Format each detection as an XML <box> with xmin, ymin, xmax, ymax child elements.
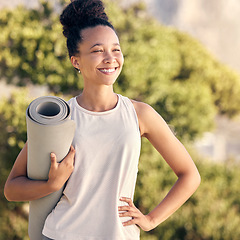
<box><xmin>43</xmin><ymin>94</ymin><xmax>141</xmax><ymax>240</ymax></box>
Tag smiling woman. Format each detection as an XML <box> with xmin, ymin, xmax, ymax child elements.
<box><xmin>70</xmin><ymin>25</ymin><xmax>124</xmax><ymax>89</ymax></box>
<box><xmin>4</xmin><ymin>0</ymin><xmax>200</xmax><ymax>239</ymax></box>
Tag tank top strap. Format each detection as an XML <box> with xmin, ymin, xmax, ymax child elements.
<box><xmin>117</xmin><ymin>94</ymin><xmax>140</xmax><ymax>131</ymax></box>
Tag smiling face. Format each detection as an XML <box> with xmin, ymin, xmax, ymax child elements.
<box><xmin>71</xmin><ymin>25</ymin><xmax>124</xmax><ymax>87</ymax></box>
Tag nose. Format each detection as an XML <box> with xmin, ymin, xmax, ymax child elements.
<box><xmin>103</xmin><ymin>51</ymin><xmax>116</xmax><ymax>64</ymax></box>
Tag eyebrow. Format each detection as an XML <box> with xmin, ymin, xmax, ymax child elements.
<box><xmin>90</xmin><ymin>43</ymin><xmax>120</xmax><ymax>49</ymax></box>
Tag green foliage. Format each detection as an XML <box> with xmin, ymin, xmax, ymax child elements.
<box><xmin>0</xmin><ymin>1</ymin><xmax>83</xmax><ymax>92</ymax></box>
<box><xmin>1</xmin><ymin>0</ymin><xmax>240</xmax><ymax>140</ymax></box>
<box><xmin>0</xmin><ymin>90</ymin><xmax>30</xmax><ymax>240</ymax></box>
<box><xmin>0</xmin><ymin>206</ymin><xmax>29</xmax><ymax>240</ymax></box>
<box><xmin>0</xmin><ymin>90</ymin><xmax>29</xmax><ymax>167</ymax></box>
<box><xmin>135</xmin><ymin>142</ymin><xmax>240</xmax><ymax>240</ymax></box>
<box><xmin>106</xmin><ymin>0</ymin><xmax>240</xmax><ymax>140</ymax></box>
<box><xmin>1</xmin><ymin>1</ymin><xmax>240</xmax><ymax>240</ymax></box>
<box><xmin>173</xmin><ymin>31</ymin><xmax>240</xmax><ymax>118</ymax></box>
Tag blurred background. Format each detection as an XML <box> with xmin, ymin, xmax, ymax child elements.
<box><xmin>0</xmin><ymin>0</ymin><xmax>240</xmax><ymax>239</ymax></box>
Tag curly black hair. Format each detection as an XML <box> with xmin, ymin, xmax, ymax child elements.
<box><xmin>60</xmin><ymin>0</ymin><xmax>115</xmax><ymax>58</ymax></box>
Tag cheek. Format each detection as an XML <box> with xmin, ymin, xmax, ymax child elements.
<box><xmin>81</xmin><ymin>58</ymin><xmax>99</xmax><ymax>72</ymax></box>
<box><xmin>119</xmin><ymin>54</ymin><xmax>124</xmax><ymax>66</ymax></box>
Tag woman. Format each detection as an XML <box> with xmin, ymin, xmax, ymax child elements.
<box><xmin>4</xmin><ymin>0</ymin><xmax>201</xmax><ymax>239</ymax></box>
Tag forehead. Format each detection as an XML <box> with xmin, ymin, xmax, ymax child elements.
<box><xmin>80</xmin><ymin>25</ymin><xmax>120</xmax><ymax>47</ymax></box>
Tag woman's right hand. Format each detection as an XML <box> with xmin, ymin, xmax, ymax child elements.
<box><xmin>47</xmin><ymin>145</ymin><xmax>75</xmax><ymax>192</ymax></box>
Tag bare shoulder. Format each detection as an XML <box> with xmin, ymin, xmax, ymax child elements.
<box><xmin>130</xmin><ymin>99</ymin><xmax>170</xmax><ymax>138</ymax></box>
<box><xmin>130</xmin><ymin>99</ymin><xmax>199</xmax><ymax>182</ymax></box>
<box><xmin>130</xmin><ymin>99</ymin><xmax>152</xmax><ymax>116</ymax></box>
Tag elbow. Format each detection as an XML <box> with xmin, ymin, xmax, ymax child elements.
<box><xmin>4</xmin><ymin>183</ymin><xmax>16</xmax><ymax>202</ymax></box>
<box><xmin>189</xmin><ymin>163</ymin><xmax>201</xmax><ymax>190</ymax></box>
<box><xmin>195</xmin><ymin>171</ymin><xmax>201</xmax><ymax>190</ymax></box>
<box><xmin>191</xmin><ymin>169</ymin><xmax>201</xmax><ymax>192</ymax></box>
<box><xmin>4</xmin><ymin>186</ymin><xmax>11</xmax><ymax>202</ymax></box>
<box><xmin>4</xmin><ymin>185</ymin><xmax>12</xmax><ymax>202</ymax></box>
<box><xmin>179</xmin><ymin>168</ymin><xmax>201</xmax><ymax>193</ymax></box>
<box><xmin>197</xmin><ymin>171</ymin><xmax>201</xmax><ymax>185</ymax></box>
<box><xmin>4</xmin><ymin>191</ymin><xmax>18</xmax><ymax>202</ymax></box>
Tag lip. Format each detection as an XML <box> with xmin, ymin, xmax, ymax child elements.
<box><xmin>98</xmin><ymin>67</ymin><xmax>118</xmax><ymax>74</ymax></box>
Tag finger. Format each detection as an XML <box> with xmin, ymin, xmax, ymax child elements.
<box><xmin>63</xmin><ymin>146</ymin><xmax>75</xmax><ymax>163</ymax></box>
<box><xmin>50</xmin><ymin>152</ymin><xmax>57</xmax><ymax>166</ymax></box>
<box><xmin>122</xmin><ymin>218</ymin><xmax>137</xmax><ymax>227</ymax></box>
<box><xmin>69</xmin><ymin>145</ymin><xmax>75</xmax><ymax>153</ymax></box>
<box><xmin>67</xmin><ymin>145</ymin><xmax>76</xmax><ymax>161</ymax></box>
<box><xmin>118</xmin><ymin>205</ymin><xmax>132</xmax><ymax>212</ymax></box>
<box><xmin>120</xmin><ymin>197</ymin><xmax>135</xmax><ymax>207</ymax></box>
<box><xmin>119</xmin><ymin>210</ymin><xmax>139</xmax><ymax>218</ymax></box>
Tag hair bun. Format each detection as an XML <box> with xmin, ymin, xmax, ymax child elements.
<box><xmin>60</xmin><ymin>0</ymin><xmax>108</xmax><ymax>38</ymax></box>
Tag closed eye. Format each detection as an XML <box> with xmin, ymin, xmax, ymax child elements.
<box><xmin>92</xmin><ymin>49</ymin><xmax>103</xmax><ymax>53</ymax></box>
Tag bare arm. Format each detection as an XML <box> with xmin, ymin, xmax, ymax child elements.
<box><xmin>119</xmin><ymin>101</ymin><xmax>201</xmax><ymax>231</ymax></box>
<box><xmin>4</xmin><ymin>143</ymin><xmax>75</xmax><ymax>202</ymax></box>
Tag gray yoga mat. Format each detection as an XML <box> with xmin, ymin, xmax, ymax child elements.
<box><xmin>26</xmin><ymin>96</ymin><xmax>75</xmax><ymax>240</ymax></box>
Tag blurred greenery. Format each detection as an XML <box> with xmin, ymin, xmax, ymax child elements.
<box><xmin>1</xmin><ymin>0</ymin><xmax>240</xmax><ymax>239</ymax></box>
<box><xmin>137</xmin><ymin>140</ymin><xmax>240</xmax><ymax>240</ymax></box>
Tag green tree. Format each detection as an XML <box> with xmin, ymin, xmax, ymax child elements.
<box><xmin>0</xmin><ymin>90</ymin><xmax>30</xmax><ymax>240</ymax></box>
<box><xmin>0</xmin><ymin>1</ymin><xmax>83</xmax><ymax>92</ymax></box>
<box><xmin>107</xmin><ymin>1</ymin><xmax>240</xmax><ymax>140</ymax></box>
<box><xmin>1</xmin><ymin>1</ymin><xmax>240</xmax><ymax>240</ymax></box>
<box><xmin>1</xmin><ymin>0</ymin><xmax>240</xmax><ymax>140</ymax></box>
<box><xmin>136</xmin><ymin>145</ymin><xmax>240</xmax><ymax>240</ymax></box>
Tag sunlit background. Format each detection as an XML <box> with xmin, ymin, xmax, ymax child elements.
<box><xmin>0</xmin><ymin>0</ymin><xmax>240</xmax><ymax>239</ymax></box>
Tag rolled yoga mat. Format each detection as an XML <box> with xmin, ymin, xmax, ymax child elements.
<box><xmin>26</xmin><ymin>96</ymin><xmax>75</xmax><ymax>240</ymax></box>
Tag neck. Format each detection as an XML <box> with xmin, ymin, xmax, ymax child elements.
<box><xmin>77</xmin><ymin>86</ymin><xmax>118</xmax><ymax>112</ymax></box>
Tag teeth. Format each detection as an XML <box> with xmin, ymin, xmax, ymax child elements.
<box><xmin>99</xmin><ymin>68</ymin><xmax>116</xmax><ymax>73</ymax></box>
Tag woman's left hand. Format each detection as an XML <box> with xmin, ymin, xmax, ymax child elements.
<box><xmin>118</xmin><ymin>197</ymin><xmax>154</xmax><ymax>231</ymax></box>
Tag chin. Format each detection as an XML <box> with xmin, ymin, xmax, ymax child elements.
<box><xmin>100</xmin><ymin>76</ymin><xmax>118</xmax><ymax>86</ymax></box>
<box><xmin>103</xmin><ymin>79</ymin><xmax>117</xmax><ymax>86</ymax></box>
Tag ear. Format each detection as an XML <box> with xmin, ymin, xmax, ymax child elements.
<box><xmin>71</xmin><ymin>56</ymin><xmax>80</xmax><ymax>70</ymax></box>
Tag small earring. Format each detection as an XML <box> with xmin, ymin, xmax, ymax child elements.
<box><xmin>78</xmin><ymin>69</ymin><xmax>81</xmax><ymax>74</ymax></box>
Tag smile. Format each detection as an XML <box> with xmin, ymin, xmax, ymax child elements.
<box><xmin>98</xmin><ymin>68</ymin><xmax>117</xmax><ymax>73</ymax></box>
